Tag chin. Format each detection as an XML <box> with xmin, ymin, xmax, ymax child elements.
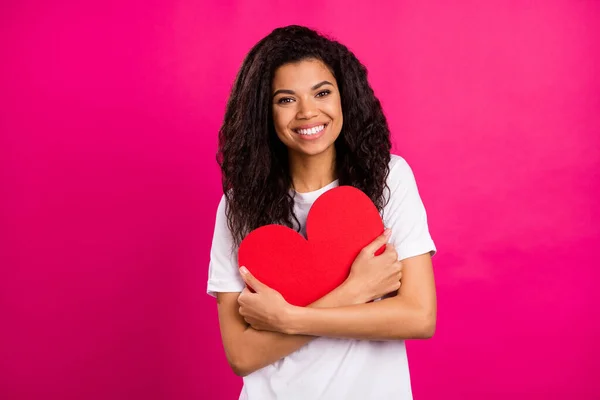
<box><xmin>293</xmin><ymin>142</ymin><xmax>335</xmax><ymax>158</ymax></box>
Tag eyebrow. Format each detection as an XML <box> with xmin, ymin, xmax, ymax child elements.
<box><xmin>272</xmin><ymin>80</ymin><xmax>334</xmax><ymax>98</ymax></box>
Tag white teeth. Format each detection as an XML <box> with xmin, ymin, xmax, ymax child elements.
<box><xmin>296</xmin><ymin>124</ymin><xmax>325</xmax><ymax>135</ymax></box>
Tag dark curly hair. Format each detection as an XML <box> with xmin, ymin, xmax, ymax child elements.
<box><xmin>217</xmin><ymin>25</ymin><xmax>392</xmax><ymax>248</ymax></box>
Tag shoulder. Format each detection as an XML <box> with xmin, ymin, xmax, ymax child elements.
<box><xmin>215</xmin><ymin>189</ymin><xmax>234</xmax><ymax>218</ymax></box>
<box><xmin>381</xmin><ymin>153</ymin><xmax>428</xmax><ymax>218</ymax></box>
<box><xmin>382</xmin><ymin>154</ymin><xmax>437</xmax><ymax>258</ymax></box>
<box><xmin>216</xmin><ymin>192</ymin><xmax>228</xmax><ymax>213</ymax></box>
<box><xmin>211</xmin><ymin>194</ymin><xmax>228</xmax><ymax>229</ymax></box>
<box><xmin>212</xmin><ymin>192</ymin><xmax>235</xmax><ymax>249</ymax></box>
<box><xmin>385</xmin><ymin>153</ymin><xmax>418</xmax><ymax>192</ymax></box>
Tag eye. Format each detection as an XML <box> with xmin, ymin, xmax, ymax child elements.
<box><xmin>277</xmin><ymin>97</ymin><xmax>294</xmax><ymax>104</ymax></box>
<box><xmin>316</xmin><ymin>90</ymin><xmax>331</xmax><ymax>98</ymax></box>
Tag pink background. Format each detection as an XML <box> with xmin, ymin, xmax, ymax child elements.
<box><xmin>1</xmin><ymin>1</ymin><xmax>599</xmax><ymax>399</ymax></box>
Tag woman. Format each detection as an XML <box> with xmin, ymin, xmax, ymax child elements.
<box><xmin>207</xmin><ymin>25</ymin><xmax>437</xmax><ymax>400</ymax></box>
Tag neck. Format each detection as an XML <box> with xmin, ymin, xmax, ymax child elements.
<box><xmin>288</xmin><ymin>147</ymin><xmax>337</xmax><ymax>193</ymax></box>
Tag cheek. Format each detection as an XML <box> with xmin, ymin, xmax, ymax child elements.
<box><xmin>326</xmin><ymin>101</ymin><xmax>343</xmax><ymax>131</ymax></box>
<box><xmin>325</xmin><ymin>99</ymin><xmax>342</xmax><ymax>120</ymax></box>
<box><xmin>272</xmin><ymin>109</ymin><xmax>291</xmax><ymax>132</ymax></box>
<box><xmin>272</xmin><ymin>110</ymin><xmax>293</xmax><ymax>143</ymax></box>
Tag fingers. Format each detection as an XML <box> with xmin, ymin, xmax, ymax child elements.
<box><xmin>395</xmin><ymin>261</ymin><xmax>403</xmax><ymax>281</ymax></box>
<box><xmin>239</xmin><ymin>287</ymin><xmax>251</xmax><ymax>298</ymax></box>
<box><xmin>384</xmin><ymin>261</ymin><xmax>403</xmax><ymax>294</ymax></box>
<box><xmin>383</xmin><ymin>243</ymin><xmax>398</xmax><ymax>261</ymax></box>
<box><xmin>237</xmin><ymin>287</ymin><xmax>250</xmax><ymax>307</ymax></box>
<box><xmin>239</xmin><ymin>266</ymin><xmax>266</xmax><ymax>293</ymax></box>
<box><xmin>238</xmin><ymin>288</ymin><xmax>253</xmax><ymax>320</ymax></box>
<box><xmin>395</xmin><ymin>261</ymin><xmax>403</xmax><ymax>292</ymax></box>
<box><xmin>363</xmin><ymin>228</ymin><xmax>392</xmax><ymax>256</ymax></box>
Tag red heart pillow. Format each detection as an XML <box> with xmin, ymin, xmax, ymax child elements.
<box><xmin>237</xmin><ymin>186</ymin><xmax>385</xmax><ymax>307</ymax></box>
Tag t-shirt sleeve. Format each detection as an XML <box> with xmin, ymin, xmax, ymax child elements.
<box><xmin>383</xmin><ymin>156</ymin><xmax>437</xmax><ymax>260</ymax></box>
<box><xmin>206</xmin><ymin>194</ymin><xmax>245</xmax><ymax>297</ymax></box>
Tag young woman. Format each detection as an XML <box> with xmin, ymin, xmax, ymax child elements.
<box><xmin>207</xmin><ymin>25</ymin><xmax>437</xmax><ymax>400</ymax></box>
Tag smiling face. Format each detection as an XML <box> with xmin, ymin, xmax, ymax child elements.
<box><xmin>271</xmin><ymin>58</ymin><xmax>343</xmax><ymax>162</ymax></box>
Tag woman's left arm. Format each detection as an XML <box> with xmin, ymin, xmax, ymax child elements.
<box><xmin>239</xmin><ymin>157</ymin><xmax>437</xmax><ymax>340</ymax></box>
<box><xmin>239</xmin><ymin>251</ymin><xmax>436</xmax><ymax>340</ymax></box>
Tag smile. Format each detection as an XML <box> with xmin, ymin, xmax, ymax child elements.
<box><xmin>294</xmin><ymin>124</ymin><xmax>327</xmax><ymax>136</ymax></box>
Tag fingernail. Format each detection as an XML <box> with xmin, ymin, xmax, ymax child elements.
<box><xmin>240</xmin><ymin>266</ymin><xmax>248</xmax><ymax>274</ymax></box>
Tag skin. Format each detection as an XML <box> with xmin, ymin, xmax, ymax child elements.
<box><xmin>216</xmin><ymin>59</ymin><xmax>437</xmax><ymax>377</ymax></box>
<box><xmin>271</xmin><ymin>58</ymin><xmax>343</xmax><ymax>192</ymax></box>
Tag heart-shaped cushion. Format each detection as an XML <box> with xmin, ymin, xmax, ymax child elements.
<box><xmin>237</xmin><ymin>185</ymin><xmax>385</xmax><ymax>307</ymax></box>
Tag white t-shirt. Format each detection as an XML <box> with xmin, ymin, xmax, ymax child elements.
<box><xmin>207</xmin><ymin>154</ymin><xmax>437</xmax><ymax>400</ymax></box>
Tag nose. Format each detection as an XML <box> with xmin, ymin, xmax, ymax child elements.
<box><xmin>296</xmin><ymin>98</ymin><xmax>318</xmax><ymax>120</ymax></box>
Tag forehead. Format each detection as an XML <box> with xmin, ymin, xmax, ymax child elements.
<box><xmin>272</xmin><ymin>59</ymin><xmax>337</xmax><ymax>90</ymax></box>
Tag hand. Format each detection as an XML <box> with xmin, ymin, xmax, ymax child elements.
<box><xmin>345</xmin><ymin>228</ymin><xmax>403</xmax><ymax>303</ymax></box>
<box><xmin>237</xmin><ymin>266</ymin><xmax>295</xmax><ymax>333</ymax></box>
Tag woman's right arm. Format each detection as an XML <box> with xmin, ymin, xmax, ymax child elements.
<box><xmin>216</xmin><ymin>231</ymin><xmax>398</xmax><ymax>377</ymax></box>
<box><xmin>211</xmin><ymin>193</ymin><xmax>338</xmax><ymax>377</ymax></box>
<box><xmin>209</xmin><ymin>195</ymin><xmax>398</xmax><ymax>376</ymax></box>
<box><xmin>216</xmin><ymin>279</ymin><xmax>363</xmax><ymax>377</ymax></box>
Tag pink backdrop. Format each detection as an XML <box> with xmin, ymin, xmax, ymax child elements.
<box><xmin>1</xmin><ymin>1</ymin><xmax>599</xmax><ymax>399</ymax></box>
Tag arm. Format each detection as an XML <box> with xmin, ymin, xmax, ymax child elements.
<box><xmin>217</xmin><ymin>230</ymin><xmax>397</xmax><ymax>376</ymax></box>
<box><xmin>283</xmin><ymin>252</ymin><xmax>436</xmax><ymax>340</ymax></box>
<box><xmin>216</xmin><ymin>278</ymin><xmax>363</xmax><ymax>377</ymax></box>
<box><xmin>214</xmin><ymin>158</ymin><xmax>436</xmax><ymax>373</ymax></box>
<box><xmin>229</xmin><ymin>237</ymin><xmax>434</xmax><ymax>375</ymax></box>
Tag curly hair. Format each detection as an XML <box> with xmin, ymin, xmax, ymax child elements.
<box><xmin>217</xmin><ymin>25</ymin><xmax>392</xmax><ymax>248</ymax></box>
